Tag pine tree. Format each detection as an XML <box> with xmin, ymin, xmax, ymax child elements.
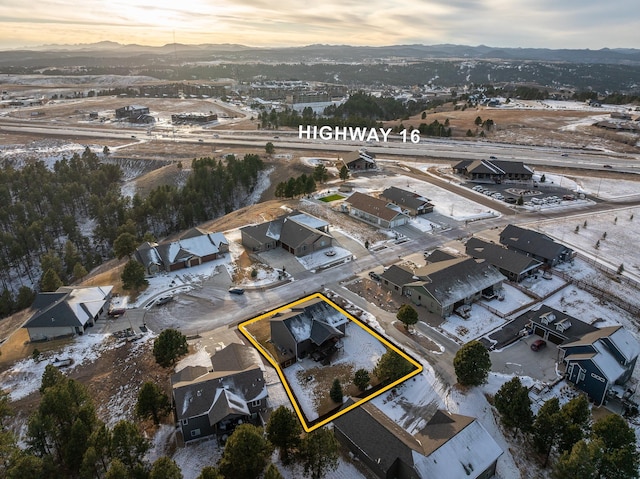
<box><xmin>493</xmin><ymin>377</ymin><xmax>533</xmax><ymax>436</ymax></box>
<box><xmin>329</xmin><ymin>379</ymin><xmax>343</xmax><ymax>403</ymax></box>
<box><xmin>453</xmin><ymin>340</ymin><xmax>491</xmax><ymax>386</ymax></box>
<box><xmin>136</xmin><ymin>382</ymin><xmax>170</xmax><ymax>425</ymax></box>
<box><xmin>396</xmin><ymin>304</ymin><xmax>418</xmax><ymax>330</ymax></box>
<box><xmin>266</xmin><ymin>406</ymin><xmax>301</xmax><ymax>465</ymax></box>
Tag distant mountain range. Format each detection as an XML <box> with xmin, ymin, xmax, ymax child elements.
<box><xmin>5</xmin><ymin>42</ymin><xmax>640</xmax><ymax>65</ymax></box>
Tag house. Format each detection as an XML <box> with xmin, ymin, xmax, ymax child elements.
<box><xmin>559</xmin><ymin>326</ymin><xmax>640</xmax><ymax>405</ymax></box>
<box><xmin>379</xmin><ymin>186</ymin><xmax>434</xmax><ymax>216</ymax></box>
<box><xmin>499</xmin><ymin>224</ymin><xmax>574</xmax><ymax>267</ymax></box>
<box><xmin>344</xmin><ymin>192</ymin><xmax>409</xmax><ymax>229</ymax></box>
<box><xmin>404</xmin><ymin>256</ymin><xmax>506</xmax><ymax>317</ymax></box>
<box><xmin>453</xmin><ymin>159</ymin><xmax>533</xmax><ymax>183</ymax></box>
<box><xmin>465</xmin><ymin>237</ymin><xmax>542</xmax><ymax>282</ymax></box>
<box><xmin>270</xmin><ymin>297</ymin><xmax>349</xmax><ymax>367</ymax></box>
<box><xmin>333</xmin><ymin>400</ymin><xmax>503</xmax><ymax>479</ymax></box>
<box><xmin>22</xmin><ymin>286</ymin><xmax>113</xmax><ymax>341</ymax></box>
<box><xmin>115</xmin><ymin>105</ymin><xmax>150</xmax><ymax>120</ymax></box>
<box><xmin>171</xmin><ymin>342</ymin><xmax>267</xmax><ymax>443</ymax></box>
<box><xmin>240</xmin><ymin>212</ymin><xmax>333</xmax><ymax>257</ymax></box>
<box><xmin>134</xmin><ymin>228</ymin><xmax>228</xmax><ymax>275</ymax></box>
<box><xmin>518</xmin><ymin>305</ymin><xmax>598</xmax><ymax>345</ymax></box>
<box><xmin>380</xmin><ymin>265</ymin><xmax>418</xmax><ymax>295</ymax></box>
<box><xmin>338</xmin><ymin>149</ymin><xmax>377</xmax><ymax>170</ymax></box>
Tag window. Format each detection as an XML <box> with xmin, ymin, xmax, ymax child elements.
<box><xmin>250</xmin><ymin>399</ymin><xmax>261</xmax><ymax>407</ymax></box>
<box><xmin>190</xmin><ymin>429</ymin><xmax>201</xmax><ymax>437</ymax></box>
<box><xmin>182</xmin><ymin>419</ymin><xmax>188</xmax><ymax>425</ymax></box>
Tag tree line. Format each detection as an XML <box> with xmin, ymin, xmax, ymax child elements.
<box><xmin>0</xmin><ymin>149</ymin><xmax>265</xmax><ymax>317</ymax></box>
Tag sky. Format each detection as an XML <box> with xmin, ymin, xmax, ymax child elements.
<box><xmin>0</xmin><ymin>0</ymin><xmax>638</xmax><ymax>50</ymax></box>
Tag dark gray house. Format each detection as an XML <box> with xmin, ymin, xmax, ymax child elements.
<box><xmin>380</xmin><ymin>265</ymin><xmax>418</xmax><ymax>294</ymax></box>
<box><xmin>240</xmin><ymin>212</ymin><xmax>333</xmax><ymax>257</ymax></box>
<box><xmin>333</xmin><ymin>400</ymin><xmax>503</xmax><ymax>479</ymax></box>
<box><xmin>559</xmin><ymin>326</ymin><xmax>640</xmax><ymax>406</ymax></box>
<box><xmin>466</xmin><ymin>237</ymin><xmax>542</xmax><ymax>282</ymax></box>
<box><xmin>115</xmin><ymin>105</ymin><xmax>150</xmax><ymax>120</ymax></box>
<box><xmin>453</xmin><ymin>159</ymin><xmax>534</xmax><ymax>183</ymax></box>
<box><xmin>379</xmin><ymin>186</ymin><xmax>434</xmax><ymax>216</ymax></box>
<box><xmin>171</xmin><ymin>343</ymin><xmax>267</xmax><ymax>443</ymax></box>
<box><xmin>519</xmin><ymin>305</ymin><xmax>598</xmax><ymax>345</ymax></box>
<box><xmin>339</xmin><ymin>149</ymin><xmax>377</xmax><ymax>170</ymax></box>
<box><xmin>404</xmin><ymin>256</ymin><xmax>506</xmax><ymax>317</ymax></box>
<box><xmin>270</xmin><ymin>297</ymin><xmax>349</xmax><ymax>367</ymax></box>
<box><xmin>499</xmin><ymin>224</ymin><xmax>574</xmax><ymax>267</ymax></box>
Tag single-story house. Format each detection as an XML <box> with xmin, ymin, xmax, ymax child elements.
<box><xmin>465</xmin><ymin>237</ymin><xmax>542</xmax><ymax>282</ymax></box>
<box><xmin>559</xmin><ymin>325</ymin><xmax>640</xmax><ymax>406</ymax></box>
<box><xmin>404</xmin><ymin>256</ymin><xmax>506</xmax><ymax>317</ymax></box>
<box><xmin>22</xmin><ymin>285</ymin><xmax>113</xmax><ymax>341</ymax></box>
<box><xmin>379</xmin><ymin>186</ymin><xmax>434</xmax><ymax>216</ymax></box>
<box><xmin>338</xmin><ymin>149</ymin><xmax>377</xmax><ymax>170</ymax></box>
<box><xmin>499</xmin><ymin>224</ymin><xmax>574</xmax><ymax>267</ymax></box>
<box><xmin>171</xmin><ymin>342</ymin><xmax>267</xmax><ymax>443</ymax></box>
<box><xmin>240</xmin><ymin>211</ymin><xmax>333</xmax><ymax>257</ymax></box>
<box><xmin>380</xmin><ymin>265</ymin><xmax>418</xmax><ymax>295</ymax></box>
<box><xmin>270</xmin><ymin>297</ymin><xmax>349</xmax><ymax>367</ymax></box>
<box><xmin>134</xmin><ymin>228</ymin><xmax>229</xmax><ymax>275</ymax></box>
<box><xmin>453</xmin><ymin>159</ymin><xmax>534</xmax><ymax>183</ymax></box>
<box><xmin>344</xmin><ymin>192</ymin><xmax>409</xmax><ymax>229</ymax></box>
<box><xmin>333</xmin><ymin>400</ymin><xmax>503</xmax><ymax>479</ymax></box>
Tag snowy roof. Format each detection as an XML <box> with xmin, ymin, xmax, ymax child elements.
<box><xmin>287</xmin><ymin>213</ymin><xmax>329</xmax><ymax>230</ymax></box>
<box><xmin>500</xmin><ymin>224</ymin><xmax>571</xmax><ymax>261</ymax></box>
<box><xmin>592</xmin><ymin>341</ymin><xmax>626</xmax><ymax>382</ymax></box>
<box><xmin>144</xmin><ymin>231</ymin><xmax>227</xmax><ymax>268</ymax></box>
<box><xmin>466</xmin><ymin>237</ymin><xmax>542</xmax><ymax>275</ymax></box>
<box><xmin>380</xmin><ymin>186</ymin><xmax>433</xmax><ymax>211</ymax></box>
<box><xmin>208</xmin><ymin>388</ymin><xmax>251</xmax><ymax>426</ymax></box>
<box><xmin>273</xmin><ymin>297</ymin><xmax>348</xmax><ymax>344</ymax></box>
<box><xmin>608</xmin><ymin>328</ymin><xmax>640</xmax><ymax>363</ymax></box>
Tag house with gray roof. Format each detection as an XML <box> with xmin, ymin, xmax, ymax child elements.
<box><xmin>499</xmin><ymin>224</ymin><xmax>574</xmax><ymax>267</ymax></box>
<box><xmin>23</xmin><ymin>285</ymin><xmax>113</xmax><ymax>341</ymax></box>
<box><xmin>171</xmin><ymin>342</ymin><xmax>267</xmax><ymax>443</ymax></box>
<box><xmin>240</xmin><ymin>211</ymin><xmax>333</xmax><ymax>257</ymax></box>
<box><xmin>379</xmin><ymin>186</ymin><xmax>434</xmax><ymax>216</ymax></box>
<box><xmin>453</xmin><ymin>159</ymin><xmax>533</xmax><ymax>183</ymax></box>
<box><xmin>466</xmin><ymin>237</ymin><xmax>542</xmax><ymax>282</ymax></box>
<box><xmin>270</xmin><ymin>297</ymin><xmax>349</xmax><ymax>367</ymax></box>
<box><xmin>559</xmin><ymin>325</ymin><xmax>640</xmax><ymax>406</ymax></box>
<box><xmin>404</xmin><ymin>256</ymin><xmax>506</xmax><ymax>317</ymax></box>
<box><xmin>380</xmin><ymin>265</ymin><xmax>418</xmax><ymax>295</ymax></box>
<box><xmin>344</xmin><ymin>192</ymin><xmax>409</xmax><ymax>229</ymax></box>
<box><xmin>134</xmin><ymin>228</ymin><xmax>228</xmax><ymax>275</ymax></box>
<box><xmin>333</xmin><ymin>400</ymin><xmax>503</xmax><ymax>479</ymax></box>
<box><xmin>518</xmin><ymin>304</ymin><xmax>598</xmax><ymax>345</ymax></box>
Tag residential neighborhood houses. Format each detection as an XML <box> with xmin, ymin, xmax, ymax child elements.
<box><xmin>499</xmin><ymin>224</ymin><xmax>575</xmax><ymax>267</ymax></box>
<box><xmin>343</xmin><ymin>191</ymin><xmax>410</xmax><ymax>228</ymax></box>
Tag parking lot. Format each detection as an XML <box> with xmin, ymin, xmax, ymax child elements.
<box><xmin>466</xmin><ymin>181</ymin><xmax>584</xmax><ymax>207</ymax></box>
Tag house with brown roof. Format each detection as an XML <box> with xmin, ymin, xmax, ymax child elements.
<box><xmin>338</xmin><ymin>149</ymin><xmax>377</xmax><ymax>170</ymax></box>
<box><xmin>379</xmin><ymin>186</ymin><xmax>434</xmax><ymax>216</ymax></box>
<box><xmin>171</xmin><ymin>342</ymin><xmax>267</xmax><ymax>443</ymax></box>
<box><xmin>344</xmin><ymin>192</ymin><xmax>409</xmax><ymax>229</ymax></box>
<box><xmin>134</xmin><ymin>227</ymin><xmax>229</xmax><ymax>275</ymax></box>
<box><xmin>269</xmin><ymin>297</ymin><xmax>349</xmax><ymax>368</ymax></box>
<box><xmin>333</xmin><ymin>400</ymin><xmax>503</xmax><ymax>479</ymax></box>
<box><xmin>240</xmin><ymin>211</ymin><xmax>333</xmax><ymax>257</ymax></box>
<box><xmin>404</xmin><ymin>255</ymin><xmax>506</xmax><ymax>317</ymax></box>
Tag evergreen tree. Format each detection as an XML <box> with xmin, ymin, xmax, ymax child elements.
<box><xmin>114</xmin><ymin>232</ymin><xmax>138</xmax><ymax>259</ymax></box>
<box><xmin>353</xmin><ymin>369</ymin><xmax>370</xmax><ymax>392</ymax></box>
<box><xmin>396</xmin><ymin>304</ymin><xmax>418</xmax><ymax>330</ymax></box>
<box><xmin>313</xmin><ymin>164</ymin><xmax>329</xmax><ymax>183</ymax></box>
<box><xmin>265</xmin><ymin>142</ymin><xmax>275</xmax><ymax>155</ymax></box>
<box><xmin>40</xmin><ymin>268</ymin><xmax>63</xmax><ymax>292</ymax></box>
<box><xmin>558</xmin><ymin>395</ymin><xmax>590</xmax><ymax>454</ymax></box>
<box><xmin>298</xmin><ymin>428</ymin><xmax>339</xmax><ymax>479</ymax></box>
<box><xmin>339</xmin><ymin>165</ymin><xmax>350</xmax><ymax>181</ymax></box>
<box><xmin>153</xmin><ymin>329</ymin><xmax>188</xmax><ymax>367</ymax></box>
<box><xmin>266</xmin><ymin>406</ymin><xmax>301</xmax><ymax>465</ymax></box>
<box><xmin>110</xmin><ymin>420</ymin><xmax>150</xmax><ymax>476</ymax></box>
<box><xmin>264</xmin><ymin>463</ymin><xmax>284</xmax><ymax>479</ymax></box>
<box><xmin>453</xmin><ymin>340</ymin><xmax>491</xmax><ymax>386</ymax></box>
<box><xmin>493</xmin><ymin>377</ymin><xmax>533</xmax><ymax>436</ymax></box>
<box><xmin>374</xmin><ymin>349</ymin><xmax>415</xmax><ymax>384</ymax></box>
<box><xmin>531</xmin><ymin>397</ymin><xmax>563</xmax><ymax>467</ymax></box>
<box><xmin>196</xmin><ymin>466</ymin><xmax>223</xmax><ymax>479</ymax></box>
<box><xmin>553</xmin><ymin>439</ymin><xmax>600</xmax><ymax>479</ymax></box>
<box><xmin>591</xmin><ymin>414</ymin><xmax>639</xmax><ymax>479</ymax></box>
<box><xmin>150</xmin><ymin>456</ymin><xmax>183</xmax><ymax>479</ymax></box>
<box><xmin>218</xmin><ymin>424</ymin><xmax>272</xmax><ymax>479</ymax></box>
<box><xmin>329</xmin><ymin>379</ymin><xmax>343</xmax><ymax>404</ymax></box>
<box><xmin>136</xmin><ymin>381</ymin><xmax>170</xmax><ymax>425</ymax></box>
<box><xmin>121</xmin><ymin>259</ymin><xmax>148</xmax><ymax>291</ymax></box>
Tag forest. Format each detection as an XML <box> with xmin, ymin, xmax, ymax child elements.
<box><xmin>0</xmin><ymin>149</ymin><xmax>265</xmax><ymax>317</ymax></box>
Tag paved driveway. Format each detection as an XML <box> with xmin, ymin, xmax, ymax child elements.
<box><xmin>491</xmin><ymin>335</ymin><xmax>563</xmax><ymax>384</ymax></box>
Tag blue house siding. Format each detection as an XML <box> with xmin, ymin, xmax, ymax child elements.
<box><xmin>566</xmin><ymin>360</ymin><xmax>608</xmax><ymax>405</ymax></box>
<box><xmin>181</xmin><ymin>414</ymin><xmax>216</xmax><ymax>442</ymax></box>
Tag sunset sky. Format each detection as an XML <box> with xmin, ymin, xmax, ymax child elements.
<box><xmin>0</xmin><ymin>0</ymin><xmax>638</xmax><ymax>50</ymax></box>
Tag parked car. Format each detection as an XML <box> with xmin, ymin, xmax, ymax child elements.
<box><xmin>489</xmin><ymin>155</ymin><xmax>498</xmax><ymax>159</ymax></box>
<box><xmin>108</xmin><ymin>307</ymin><xmax>126</xmax><ymax>317</ymax></box>
<box><xmin>369</xmin><ymin>271</ymin><xmax>381</xmax><ymax>281</ymax></box>
<box><xmin>531</xmin><ymin>339</ymin><xmax>547</xmax><ymax>351</ymax></box>
<box><xmin>155</xmin><ymin>296</ymin><xmax>173</xmax><ymax>306</ymax></box>
<box><xmin>603</xmin><ymin>164</ymin><xmax>613</xmax><ymax>169</ymax></box>
<box><xmin>505</xmin><ymin>197</ymin><xmax>517</xmax><ymax>204</ymax></box>
<box><xmin>228</xmin><ymin>288</ymin><xmax>245</xmax><ymax>295</ymax></box>
<box><xmin>455</xmin><ymin>304</ymin><xmax>472</xmax><ymax>319</ymax></box>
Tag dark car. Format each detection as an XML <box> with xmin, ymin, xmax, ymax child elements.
<box><xmin>603</xmin><ymin>164</ymin><xmax>613</xmax><ymax>169</ymax></box>
<box><xmin>369</xmin><ymin>271</ymin><xmax>381</xmax><ymax>281</ymax></box>
<box><xmin>108</xmin><ymin>307</ymin><xmax>126</xmax><ymax>317</ymax></box>
<box><xmin>229</xmin><ymin>287</ymin><xmax>245</xmax><ymax>295</ymax></box>
<box><xmin>531</xmin><ymin>339</ymin><xmax>547</xmax><ymax>351</ymax></box>
<box><xmin>505</xmin><ymin>197</ymin><xmax>517</xmax><ymax>204</ymax></box>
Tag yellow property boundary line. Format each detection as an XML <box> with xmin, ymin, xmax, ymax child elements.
<box><xmin>239</xmin><ymin>292</ymin><xmax>423</xmax><ymax>432</ymax></box>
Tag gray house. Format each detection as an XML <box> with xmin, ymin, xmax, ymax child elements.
<box><xmin>519</xmin><ymin>305</ymin><xmax>597</xmax><ymax>345</ymax></box>
<box><xmin>333</xmin><ymin>400</ymin><xmax>503</xmax><ymax>479</ymax></box>
<box><xmin>466</xmin><ymin>237</ymin><xmax>542</xmax><ymax>282</ymax></box>
<box><xmin>270</xmin><ymin>297</ymin><xmax>349</xmax><ymax>367</ymax></box>
<box><xmin>23</xmin><ymin>285</ymin><xmax>113</xmax><ymax>341</ymax></box>
<box><xmin>380</xmin><ymin>265</ymin><xmax>418</xmax><ymax>295</ymax></box>
<box><xmin>499</xmin><ymin>224</ymin><xmax>574</xmax><ymax>267</ymax></box>
<box><xmin>241</xmin><ymin>212</ymin><xmax>333</xmax><ymax>257</ymax></box>
<box><xmin>171</xmin><ymin>342</ymin><xmax>267</xmax><ymax>443</ymax></box>
<box><xmin>453</xmin><ymin>159</ymin><xmax>533</xmax><ymax>183</ymax></box>
<box><xmin>344</xmin><ymin>192</ymin><xmax>409</xmax><ymax>229</ymax></box>
<box><xmin>379</xmin><ymin>186</ymin><xmax>434</xmax><ymax>216</ymax></box>
<box><xmin>339</xmin><ymin>149</ymin><xmax>377</xmax><ymax>170</ymax></box>
<box><xmin>404</xmin><ymin>256</ymin><xmax>506</xmax><ymax>317</ymax></box>
<box><xmin>559</xmin><ymin>326</ymin><xmax>640</xmax><ymax>406</ymax></box>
